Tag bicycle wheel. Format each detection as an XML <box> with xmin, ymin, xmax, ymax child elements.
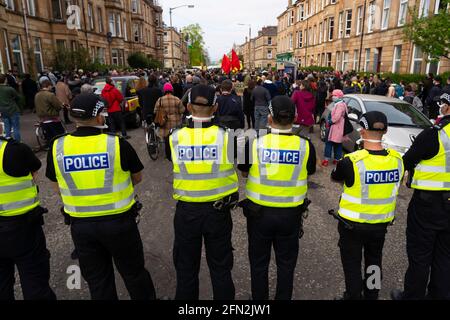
<box><xmin>36</xmin><ymin>125</ymin><xmax>47</xmax><ymax>150</ymax></box>
<box><xmin>147</xmin><ymin>127</ymin><xmax>159</xmax><ymax>161</ymax></box>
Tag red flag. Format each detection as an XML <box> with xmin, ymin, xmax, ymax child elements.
<box><xmin>221</xmin><ymin>54</ymin><xmax>231</xmax><ymax>74</ymax></box>
<box><xmin>231</xmin><ymin>49</ymin><xmax>241</xmax><ymax>73</ymax></box>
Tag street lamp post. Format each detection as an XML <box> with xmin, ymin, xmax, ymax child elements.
<box><xmin>169</xmin><ymin>4</ymin><xmax>194</xmax><ymax>70</ymax></box>
<box><xmin>238</xmin><ymin>23</ymin><xmax>251</xmax><ymax>70</ymax></box>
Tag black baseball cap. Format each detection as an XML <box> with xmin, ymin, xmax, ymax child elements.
<box><xmin>359</xmin><ymin>111</ymin><xmax>388</xmax><ymax>131</ymax></box>
<box><xmin>269</xmin><ymin>96</ymin><xmax>296</xmax><ymax>121</ymax></box>
<box><xmin>70</xmin><ymin>93</ymin><xmax>106</xmax><ymax>119</ymax></box>
<box><xmin>189</xmin><ymin>84</ymin><xmax>217</xmax><ymax>107</ymax></box>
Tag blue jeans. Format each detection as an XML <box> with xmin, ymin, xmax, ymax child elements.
<box><xmin>324</xmin><ymin>141</ymin><xmax>343</xmax><ymax>161</ymax></box>
<box><xmin>254</xmin><ymin>105</ymin><xmax>269</xmax><ymax>129</ymax></box>
<box><xmin>2</xmin><ymin>113</ymin><xmax>21</xmax><ymax>142</ymax></box>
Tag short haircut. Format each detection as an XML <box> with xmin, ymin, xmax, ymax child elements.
<box><xmin>273</xmin><ymin>110</ymin><xmax>295</xmax><ymax>126</ymax></box>
<box><xmin>41</xmin><ymin>80</ymin><xmax>52</xmax><ymax>88</ymax></box>
<box><xmin>221</xmin><ymin>80</ymin><xmax>233</xmax><ymax>92</ymax></box>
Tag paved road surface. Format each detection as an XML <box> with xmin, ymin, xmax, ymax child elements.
<box><xmin>13</xmin><ymin>112</ymin><xmax>411</xmax><ymax>300</ymax></box>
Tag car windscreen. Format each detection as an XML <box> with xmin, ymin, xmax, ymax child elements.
<box><xmin>364</xmin><ymin>101</ymin><xmax>431</xmax><ymax>128</ymax></box>
<box><xmin>92</xmin><ymin>80</ymin><xmax>106</xmax><ymax>94</ymax></box>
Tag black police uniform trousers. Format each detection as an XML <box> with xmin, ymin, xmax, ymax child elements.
<box><xmin>403</xmin><ymin>190</ymin><xmax>450</xmax><ymax>300</ymax></box>
<box><xmin>338</xmin><ymin>220</ymin><xmax>388</xmax><ymax>300</ymax></box>
<box><xmin>70</xmin><ymin>211</ymin><xmax>156</xmax><ymax>300</ymax></box>
<box><xmin>245</xmin><ymin>206</ymin><xmax>302</xmax><ymax>300</ymax></box>
<box><xmin>173</xmin><ymin>201</ymin><xmax>235</xmax><ymax>300</ymax></box>
<box><xmin>0</xmin><ymin>213</ymin><xmax>55</xmax><ymax>300</ymax></box>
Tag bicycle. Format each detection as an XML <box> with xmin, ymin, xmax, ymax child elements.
<box><xmin>35</xmin><ymin>119</ymin><xmax>67</xmax><ymax>152</ymax></box>
<box><xmin>144</xmin><ymin>120</ymin><xmax>161</xmax><ymax>161</ymax></box>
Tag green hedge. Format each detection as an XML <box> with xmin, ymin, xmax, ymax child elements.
<box><xmin>300</xmin><ymin>66</ymin><xmax>335</xmax><ymax>72</ymax></box>
<box><xmin>357</xmin><ymin>71</ymin><xmax>450</xmax><ymax>84</ymax></box>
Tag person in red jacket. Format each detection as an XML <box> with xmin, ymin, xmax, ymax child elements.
<box><xmin>101</xmin><ymin>77</ymin><xmax>130</xmax><ymax>139</ymax></box>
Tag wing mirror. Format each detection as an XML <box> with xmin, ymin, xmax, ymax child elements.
<box><xmin>348</xmin><ymin>113</ymin><xmax>359</xmax><ymax>121</ymax></box>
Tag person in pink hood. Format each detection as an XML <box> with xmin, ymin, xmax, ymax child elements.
<box><xmin>322</xmin><ymin>89</ymin><xmax>348</xmax><ymax>167</ymax></box>
<box><xmin>292</xmin><ymin>80</ymin><xmax>316</xmax><ymax>136</ymax></box>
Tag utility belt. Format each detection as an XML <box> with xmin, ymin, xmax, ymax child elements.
<box><xmin>328</xmin><ymin>209</ymin><xmax>391</xmax><ymax>231</ymax></box>
<box><xmin>178</xmin><ymin>192</ymin><xmax>240</xmax><ymax>213</ymax></box>
<box><xmin>239</xmin><ymin>198</ymin><xmax>312</xmax><ymax>239</ymax></box>
<box><xmin>414</xmin><ymin>189</ymin><xmax>450</xmax><ymax>211</ymax></box>
<box><xmin>0</xmin><ymin>206</ymin><xmax>48</xmax><ymax>231</ymax></box>
<box><xmin>61</xmin><ymin>201</ymin><xmax>143</xmax><ymax>225</ymax></box>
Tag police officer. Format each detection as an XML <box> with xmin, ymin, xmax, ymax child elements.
<box><xmin>238</xmin><ymin>96</ymin><xmax>317</xmax><ymax>300</ymax></box>
<box><xmin>391</xmin><ymin>93</ymin><xmax>450</xmax><ymax>300</ymax></box>
<box><xmin>331</xmin><ymin>111</ymin><xmax>404</xmax><ymax>300</ymax></box>
<box><xmin>46</xmin><ymin>93</ymin><xmax>156</xmax><ymax>300</ymax></box>
<box><xmin>0</xmin><ymin>129</ymin><xmax>55</xmax><ymax>300</ymax></box>
<box><xmin>168</xmin><ymin>84</ymin><xmax>238</xmax><ymax>300</ymax></box>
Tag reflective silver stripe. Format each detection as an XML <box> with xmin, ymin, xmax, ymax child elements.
<box><xmin>0</xmin><ymin>197</ymin><xmax>38</xmax><ymax>211</ymax></box>
<box><xmin>355</xmin><ymin>160</ymin><xmax>369</xmax><ymax>199</ymax></box>
<box><xmin>103</xmin><ymin>135</ymin><xmax>116</xmax><ymax>188</ymax></box>
<box><xmin>248</xmin><ymin>175</ymin><xmax>307</xmax><ymax>187</ymax></box>
<box><xmin>174</xmin><ymin>182</ymin><xmax>238</xmax><ymax>198</ymax></box>
<box><xmin>174</xmin><ymin>169</ymin><xmax>236</xmax><ymax>181</ymax></box>
<box><xmin>64</xmin><ymin>193</ymin><xmax>135</xmax><ymax>213</ymax></box>
<box><xmin>441</xmin><ymin>129</ymin><xmax>450</xmax><ymax>172</ymax></box>
<box><xmin>0</xmin><ymin>180</ymin><xmax>34</xmax><ymax>193</ymax></box>
<box><xmin>246</xmin><ymin>190</ymin><xmax>306</xmax><ymax>203</ymax></box>
<box><xmin>412</xmin><ymin>179</ymin><xmax>450</xmax><ymax>189</ymax></box>
<box><xmin>339</xmin><ymin>208</ymin><xmax>395</xmax><ymax>221</ymax></box>
<box><xmin>56</xmin><ymin>137</ymin><xmax>77</xmax><ymax>189</ymax></box>
<box><xmin>59</xmin><ymin>178</ymin><xmax>132</xmax><ymax>196</ymax></box>
<box><xmin>341</xmin><ymin>193</ymin><xmax>396</xmax><ymax>205</ymax></box>
<box><xmin>415</xmin><ymin>164</ymin><xmax>447</xmax><ymax>173</ymax></box>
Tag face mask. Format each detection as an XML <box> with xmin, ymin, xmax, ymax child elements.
<box><xmin>356</xmin><ymin>138</ymin><xmax>384</xmax><ymax>145</ymax></box>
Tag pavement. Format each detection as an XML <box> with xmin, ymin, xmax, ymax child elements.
<box><xmin>13</xmin><ymin>111</ymin><xmax>411</xmax><ymax>300</ymax></box>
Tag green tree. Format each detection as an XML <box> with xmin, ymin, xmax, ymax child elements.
<box><xmin>404</xmin><ymin>1</ymin><xmax>450</xmax><ymax>61</ymax></box>
<box><xmin>182</xmin><ymin>24</ymin><xmax>207</xmax><ymax>66</ymax></box>
<box><xmin>127</xmin><ymin>52</ymin><xmax>150</xmax><ymax>69</ymax></box>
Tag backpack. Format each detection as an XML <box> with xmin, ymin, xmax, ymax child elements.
<box><xmin>394</xmin><ymin>85</ymin><xmax>404</xmax><ymax>98</ymax></box>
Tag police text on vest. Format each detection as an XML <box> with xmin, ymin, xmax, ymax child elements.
<box><xmin>178</xmin><ymin>145</ymin><xmax>219</xmax><ymax>161</ymax></box>
<box><xmin>261</xmin><ymin>149</ymin><xmax>300</xmax><ymax>165</ymax></box>
<box><xmin>365</xmin><ymin>170</ymin><xmax>400</xmax><ymax>184</ymax></box>
<box><xmin>63</xmin><ymin>153</ymin><xmax>110</xmax><ymax>173</ymax></box>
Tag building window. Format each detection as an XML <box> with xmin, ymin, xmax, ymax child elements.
<box><xmin>345</xmin><ymin>10</ymin><xmax>352</xmax><ymax>37</ymax></box>
<box><xmin>11</xmin><ymin>35</ymin><xmax>24</xmax><ymax>73</ymax></box>
<box><xmin>164</xmin><ymin>46</ymin><xmax>168</xmax><ymax>55</ymax></box>
<box><xmin>368</xmin><ymin>1</ymin><xmax>375</xmax><ymax>33</ymax></box>
<box><xmin>98</xmin><ymin>8</ymin><xmax>103</xmax><ymax>33</ymax></box>
<box><xmin>313</xmin><ymin>25</ymin><xmax>317</xmax><ymax>45</ymax></box>
<box><xmin>268</xmin><ymin>37</ymin><xmax>272</xmax><ymax>45</ymax></box>
<box><xmin>115</xmin><ymin>14</ymin><xmax>121</xmax><ymax>37</ymax></box>
<box><xmin>419</xmin><ymin>0</ymin><xmax>430</xmax><ymax>17</ymax></box>
<box><xmin>131</xmin><ymin>0</ymin><xmax>140</xmax><ymax>14</ymax></box>
<box><xmin>331</xmin><ymin>0</ymin><xmax>336</xmax><ymax>4</ymax></box>
<box><xmin>353</xmin><ymin>49</ymin><xmax>359</xmax><ymax>70</ymax></box>
<box><xmin>267</xmin><ymin>49</ymin><xmax>272</xmax><ymax>59</ymax></box>
<box><xmin>34</xmin><ymin>37</ymin><xmax>44</xmax><ymax>73</ymax></box>
<box><xmin>338</xmin><ymin>12</ymin><xmax>344</xmax><ymax>39</ymax></box>
<box><xmin>289</xmin><ymin>33</ymin><xmax>293</xmax><ymax>50</ymax></box>
<box><xmin>323</xmin><ymin>19</ymin><xmax>328</xmax><ymax>42</ymax></box>
<box><xmin>392</xmin><ymin>45</ymin><xmax>402</xmax><ymax>73</ymax></box>
<box><xmin>26</xmin><ymin>0</ymin><xmax>36</xmax><ymax>16</ymax></box>
<box><xmin>381</xmin><ymin>0</ymin><xmax>390</xmax><ymax>30</ymax></box>
<box><xmin>5</xmin><ymin>0</ymin><xmax>15</xmax><ymax>10</ymax></box>
<box><xmin>356</xmin><ymin>6</ymin><xmax>363</xmax><ymax>35</ymax></box>
<box><xmin>290</xmin><ymin>10</ymin><xmax>295</xmax><ymax>25</ymax></box>
<box><xmin>109</xmin><ymin>13</ymin><xmax>116</xmax><ymax>36</ymax></box>
<box><xmin>319</xmin><ymin>22</ymin><xmax>323</xmax><ymax>44</ymax></box>
<box><xmin>298</xmin><ymin>30</ymin><xmax>303</xmax><ymax>48</ymax></box>
<box><xmin>411</xmin><ymin>45</ymin><xmax>423</xmax><ymax>73</ymax></box>
<box><xmin>426</xmin><ymin>55</ymin><xmax>440</xmax><ymax>74</ymax></box>
<box><xmin>326</xmin><ymin>52</ymin><xmax>332</xmax><ymax>67</ymax></box>
<box><xmin>3</xmin><ymin>31</ymin><xmax>11</xmax><ymax>71</ymax></box>
<box><xmin>111</xmin><ymin>48</ymin><xmax>119</xmax><ymax>65</ymax></box>
<box><xmin>397</xmin><ymin>0</ymin><xmax>408</xmax><ymax>26</ymax></box>
<box><xmin>123</xmin><ymin>19</ymin><xmax>127</xmax><ymax>41</ymax></box>
<box><xmin>88</xmin><ymin>3</ymin><xmax>94</xmax><ymax>31</ymax></box>
<box><xmin>97</xmin><ymin>47</ymin><xmax>105</xmax><ymax>64</ymax></box>
<box><xmin>336</xmin><ymin>51</ymin><xmax>341</xmax><ymax>71</ymax></box>
<box><xmin>342</xmin><ymin>51</ymin><xmax>349</xmax><ymax>71</ymax></box>
<box><xmin>298</xmin><ymin>3</ymin><xmax>305</xmax><ymax>21</ymax></box>
<box><xmin>364</xmin><ymin>48</ymin><xmax>370</xmax><ymax>71</ymax></box>
<box><xmin>328</xmin><ymin>17</ymin><xmax>334</xmax><ymax>41</ymax></box>
<box><xmin>133</xmin><ymin>24</ymin><xmax>140</xmax><ymax>42</ymax></box>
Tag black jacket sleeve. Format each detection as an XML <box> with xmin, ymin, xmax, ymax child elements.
<box><xmin>306</xmin><ymin>140</ymin><xmax>316</xmax><ymax>175</ymax></box>
<box><xmin>402</xmin><ymin>127</ymin><xmax>440</xmax><ymax>171</ymax></box>
<box><xmin>331</xmin><ymin>157</ymin><xmax>354</xmax><ymax>187</ymax></box>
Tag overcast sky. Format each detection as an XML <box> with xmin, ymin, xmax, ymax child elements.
<box><xmin>160</xmin><ymin>0</ymin><xmax>288</xmax><ymax>63</ymax></box>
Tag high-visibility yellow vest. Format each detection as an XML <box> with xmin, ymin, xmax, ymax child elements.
<box><xmin>169</xmin><ymin>125</ymin><xmax>238</xmax><ymax>202</ymax></box>
<box><xmin>246</xmin><ymin>134</ymin><xmax>309</xmax><ymax>208</ymax></box>
<box><xmin>338</xmin><ymin>149</ymin><xmax>404</xmax><ymax>224</ymax></box>
<box><xmin>53</xmin><ymin>134</ymin><xmax>135</xmax><ymax>218</ymax></box>
<box><xmin>411</xmin><ymin>124</ymin><xmax>450</xmax><ymax>191</ymax></box>
<box><xmin>0</xmin><ymin>139</ymin><xmax>40</xmax><ymax>217</ymax></box>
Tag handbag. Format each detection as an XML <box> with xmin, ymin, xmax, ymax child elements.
<box><xmin>154</xmin><ymin>98</ymin><xmax>167</xmax><ymax>127</ymax></box>
<box><xmin>343</xmin><ymin>111</ymin><xmax>354</xmax><ymax>136</ymax></box>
